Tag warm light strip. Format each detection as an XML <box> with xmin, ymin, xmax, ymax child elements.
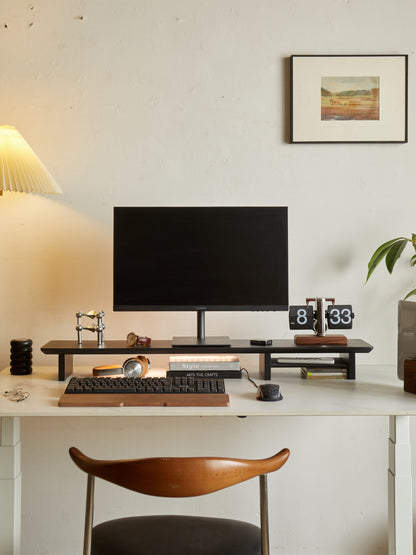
<box><xmin>0</xmin><ymin>125</ymin><xmax>62</xmax><ymax>195</ymax></box>
<box><xmin>169</xmin><ymin>355</ymin><xmax>239</xmax><ymax>363</ymax></box>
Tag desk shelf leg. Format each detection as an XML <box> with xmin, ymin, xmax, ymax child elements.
<box><xmin>0</xmin><ymin>417</ymin><xmax>21</xmax><ymax>555</ymax></box>
<box><xmin>347</xmin><ymin>353</ymin><xmax>356</xmax><ymax>380</ymax></box>
<box><xmin>259</xmin><ymin>353</ymin><xmax>271</xmax><ymax>380</ymax></box>
<box><xmin>58</xmin><ymin>353</ymin><xmax>73</xmax><ymax>381</ymax></box>
<box><xmin>388</xmin><ymin>415</ymin><xmax>413</xmax><ymax>555</ymax></box>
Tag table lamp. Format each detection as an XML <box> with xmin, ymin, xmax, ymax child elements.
<box><xmin>0</xmin><ymin>125</ymin><xmax>62</xmax><ymax>195</ymax></box>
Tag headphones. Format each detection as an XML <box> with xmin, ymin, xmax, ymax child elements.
<box><xmin>93</xmin><ymin>356</ymin><xmax>150</xmax><ymax>378</ymax></box>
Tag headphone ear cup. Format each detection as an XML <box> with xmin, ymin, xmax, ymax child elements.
<box><xmin>135</xmin><ymin>355</ymin><xmax>149</xmax><ymax>377</ymax></box>
<box><xmin>122</xmin><ymin>356</ymin><xmax>149</xmax><ymax>378</ymax></box>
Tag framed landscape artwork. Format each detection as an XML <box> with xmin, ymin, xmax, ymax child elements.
<box><xmin>290</xmin><ymin>55</ymin><xmax>408</xmax><ymax>143</ymax></box>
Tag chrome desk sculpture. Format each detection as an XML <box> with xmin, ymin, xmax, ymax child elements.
<box><xmin>76</xmin><ymin>310</ymin><xmax>105</xmax><ymax>346</ymax></box>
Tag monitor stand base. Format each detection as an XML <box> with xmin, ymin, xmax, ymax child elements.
<box><xmin>172</xmin><ymin>336</ymin><xmax>231</xmax><ymax>347</ymax></box>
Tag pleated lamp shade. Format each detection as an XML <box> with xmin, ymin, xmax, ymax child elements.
<box><xmin>0</xmin><ymin>125</ymin><xmax>62</xmax><ymax>195</ymax></box>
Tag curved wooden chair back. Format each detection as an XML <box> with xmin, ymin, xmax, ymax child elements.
<box><xmin>69</xmin><ymin>447</ymin><xmax>290</xmax><ymax>555</ymax></box>
<box><xmin>69</xmin><ymin>447</ymin><xmax>290</xmax><ymax>497</ymax></box>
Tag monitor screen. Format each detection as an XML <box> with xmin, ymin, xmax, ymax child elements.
<box><xmin>113</xmin><ymin>206</ymin><xmax>288</xmax><ymax>316</ymax></box>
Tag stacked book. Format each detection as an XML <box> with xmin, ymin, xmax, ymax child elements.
<box><xmin>167</xmin><ymin>355</ymin><xmax>241</xmax><ymax>379</ymax></box>
<box><xmin>301</xmin><ymin>366</ymin><xmax>347</xmax><ymax>379</ymax></box>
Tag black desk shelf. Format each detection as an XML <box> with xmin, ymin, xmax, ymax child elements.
<box><xmin>41</xmin><ymin>339</ymin><xmax>373</xmax><ymax>381</ymax></box>
<box><xmin>266</xmin><ymin>339</ymin><xmax>373</xmax><ymax>380</ymax></box>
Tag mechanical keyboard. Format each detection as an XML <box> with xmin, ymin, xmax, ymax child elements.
<box><xmin>58</xmin><ymin>376</ymin><xmax>229</xmax><ymax>407</ymax></box>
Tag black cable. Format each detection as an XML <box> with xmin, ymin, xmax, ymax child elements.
<box><xmin>241</xmin><ymin>368</ymin><xmax>259</xmax><ymax>391</ymax></box>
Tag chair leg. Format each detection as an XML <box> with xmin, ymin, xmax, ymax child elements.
<box><xmin>259</xmin><ymin>474</ymin><xmax>269</xmax><ymax>555</ymax></box>
<box><xmin>83</xmin><ymin>474</ymin><xmax>95</xmax><ymax>555</ymax></box>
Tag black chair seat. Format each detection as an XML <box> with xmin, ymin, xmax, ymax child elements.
<box><xmin>91</xmin><ymin>514</ymin><xmax>262</xmax><ymax>555</ymax></box>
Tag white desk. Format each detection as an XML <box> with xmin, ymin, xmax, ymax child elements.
<box><xmin>0</xmin><ymin>365</ymin><xmax>414</xmax><ymax>554</ymax></box>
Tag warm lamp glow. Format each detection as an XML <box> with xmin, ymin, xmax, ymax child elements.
<box><xmin>0</xmin><ymin>125</ymin><xmax>62</xmax><ymax>195</ymax></box>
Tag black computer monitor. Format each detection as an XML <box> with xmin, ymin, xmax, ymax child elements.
<box><xmin>113</xmin><ymin>206</ymin><xmax>288</xmax><ymax>346</ymax></box>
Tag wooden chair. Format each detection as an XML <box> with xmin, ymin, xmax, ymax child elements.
<box><xmin>69</xmin><ymin>446</ymin><xmax>290</xmax><ymax>555</ymax></box>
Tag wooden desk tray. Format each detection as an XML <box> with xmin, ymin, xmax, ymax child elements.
<box><xmin>58</xmin><ymin>393</ymin><xmax>230</xmax><ymax>407</ymax></box>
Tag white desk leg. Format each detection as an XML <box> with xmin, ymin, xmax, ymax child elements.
<box><xmin>388</xmin><ymin>415</ymin><xmax>413</xmax><ymax>555</ymax></box>
<box><xmin>0</xmin><ymin>417</ymin><xmax>21</xmax><ymax>555</ymax></box>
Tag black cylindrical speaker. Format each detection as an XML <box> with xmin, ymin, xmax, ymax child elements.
<box><xmin>10</xmin><ymin>338</ymin><xmax>33</xmax><ymax>375</ymax></box>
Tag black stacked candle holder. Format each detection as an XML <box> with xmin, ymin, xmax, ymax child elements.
<box><xmin>10</xmin><ymin>338</ymin><xmax>33</xmax><ymax>375</ymax></box>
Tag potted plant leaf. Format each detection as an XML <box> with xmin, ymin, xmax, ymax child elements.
<box><xmin>366</xmin><ymin>234</ymin><xmax>416</xmax><ymax>299</ymax></box>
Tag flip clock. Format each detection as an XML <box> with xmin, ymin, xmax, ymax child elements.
<box><xmin>289</xmin><ymin>297</ymin><xmax>354</xmax><ymax>345</ymax></box>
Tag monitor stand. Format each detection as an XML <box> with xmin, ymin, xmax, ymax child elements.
<box><xmin>172</xmin><ymin>309</ymin><xmax>231</xmax><ymax>347</ymax></box>
<box><xmin>172</xmin><ymin>336</ymin><xmax>231</xmax><ymax>347</ymax></box>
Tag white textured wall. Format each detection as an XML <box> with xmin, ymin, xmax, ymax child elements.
<box><xmin>0</xmin><ymin>0</ymin><xmax>415</xmax><ymax>553</ymax></box>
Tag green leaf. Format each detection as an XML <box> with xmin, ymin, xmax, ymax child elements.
<box><xmin>404</xmin><ymin>287</ymin><xmax>416</xmax><ymax>300</ymax></box>
<box><xmin>385</xmin><ymin>238</ymin><xmax>408</xmax><ymax>273</ymax></box>
<box><xmin>366</xmin><ymin>238</ymin><xmax>405</xmax><ymax>282</ymax></box>
<box><xmin>411</xmin><ymin>254</ymin><xmax>416</xmax><ymax>267</ymax></box>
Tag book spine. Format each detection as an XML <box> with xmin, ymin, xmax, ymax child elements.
<box><xmin>301</xmin><ymin>368</ymin><xmax>346</xmax><ymax>379</ymax></box>
<box><xmin>169</xmin><ymin>362</ymin><xmax>241</xmax><ymax>371</ymax></box>
<box><xmin>301</xmin><ymin>374</ymin><xmax>346</xmax><ymax>379</ymax></box>
<box><xmin>167</xmin><ymin>370</ymin><xmax>242</xmax><ymax>379</ymax></box>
